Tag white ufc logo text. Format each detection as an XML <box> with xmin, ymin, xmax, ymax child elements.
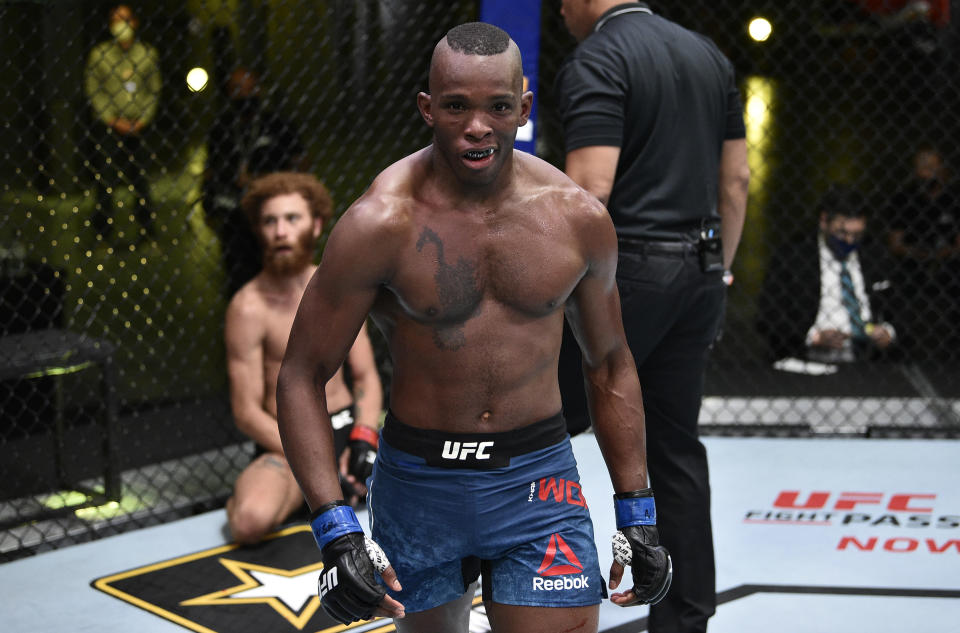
<box><xmin>318</xmin><ymin>567</ymin><xmax>339</xmax><ymax>598</ymax></box>
<box><xmin>441</xmin><ymin>441</ymin><xmax>494</xmax><ymax>461</ymax></box>
<box><xmin>330</xmin><ymin>410</ymin><xmax>353</xmax><ymax>430</ymax></box>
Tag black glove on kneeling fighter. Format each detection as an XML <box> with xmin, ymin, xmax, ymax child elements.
<box><xmin>346</xmin><ymin>425</ymin><xmax>379</xmax><ymax>484</ymax></box>
<box><xmin>611</xmin><ymin>489</ymin><xmax>673</xmax><ymax>605</ymax></box>
<box><xmin>311</xmin><ymin>501</ymin><xmax>390</xmax><ymax>624</ymax></box>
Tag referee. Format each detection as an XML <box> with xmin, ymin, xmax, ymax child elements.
<box><xmin>556</xmin><ymin>3</ymin><xmax>750</xmax><ymax>632</ymax></box>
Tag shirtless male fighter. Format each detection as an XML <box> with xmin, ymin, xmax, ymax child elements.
<box><xmin>277</xmin><ymin>23</ymin><xmax>671</xmax><ymax>633</ymax></box>
<box><xmin>224</xmin><ymin>171</ymin><xmax>382</xmax><ymax>545</ymax></box>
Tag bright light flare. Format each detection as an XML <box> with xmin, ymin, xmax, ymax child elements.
<box><xmin>186</xmin><ymin>67</ymin><xmax>209</xmax><ymax>93</ymax></box>
<box><xmin>749</xmin><ymin>17</ymin><xmax>772</xmax><ymax>43</ymax></box>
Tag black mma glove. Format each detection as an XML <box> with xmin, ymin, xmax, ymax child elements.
<box><xmin>347</xmin><ymin>425</ymin><xmax>379</xmax><ymax>484</ymax></box>
<box><xmin>338</xmin><ymin>473</ymin><xmax>362</xmax><ymax>501</ymax></box>
<box><xmin>311</xmin><ymin>501</ymin><xmax>390</xmax><ymax>624</ymax></box>
<box><xmin>611</xmin><ymin>489</ymin><xmax>673</xmax><ymax>606</ymax></box>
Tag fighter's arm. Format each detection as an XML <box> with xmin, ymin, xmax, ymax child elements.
<box><xmin>345</xmin><ymin>321</ymin><xmax>383</xmax><ymax>432</ymax></box>
<box><xmin>277</xmin><ymin>199</ymin><xmax>405</xmax><ymax>622</ymax></box>
<box><xmin>563</xmin><ymin>195</ymin><xmax>646</xmax><ymax>492</ymax></box>
<box><xmin>717</xmin><ymin>138</ymin><xmax>750</xmax><ymax>269</ymax></box>
<box><xmin>565</xmin><ymin>194</ymin><xmax>671</xmax><ymax>607</ymax></box>
<box><xmin>224</xmin><ymin>294</ymin><xmax>282</xmax><ymax>453</ymax></box>
<box><xmin>339</xmin><ymin>321</ymin><xmax>384</xmax><ymax>494</ymax></box>
<box><xmin>276</xmin><ymin>202</ymin><xmax>394</xmax><ymax>508</ymax></box>
<box><xmin>564</xmin><ymin>145</ymin><xmax>620</xmax><ymax>206</ymax></box>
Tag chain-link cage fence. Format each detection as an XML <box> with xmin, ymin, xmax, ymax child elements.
<box><xmin>1</xmin><ymin>0</ymin><xmax>958</xmax><ymax>560</ymax></box>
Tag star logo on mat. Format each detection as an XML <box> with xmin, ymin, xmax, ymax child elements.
<box><xmin>92</xmin><ymin>524</ymin><xmax>398</xmax><ymax>632</ymax></box>
<box><xmin>181</xmin><ymin>558</ymin><xmax>324</xmax><ymax>628</ymax></box>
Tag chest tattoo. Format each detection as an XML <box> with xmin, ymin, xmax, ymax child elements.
<box><xmin>416</xmin><ymin>227</ymin><xmax>482</xmax><ymax>350</ymax></box>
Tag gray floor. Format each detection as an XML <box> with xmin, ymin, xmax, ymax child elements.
<box><xmin>2</xmin><ymin>434</ymin><xmax>959</xmax><ymax>632</ymax></box>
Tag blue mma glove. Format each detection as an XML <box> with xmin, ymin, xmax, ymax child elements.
<box><xmin>612</xmin><ymin>488</ymin><xmax>673</xmax><ymax>605</ymax></box>
<box><xmin>311</xmin><ymin>501</ymin><xmax>390</xmax><ymax>624</ymax></box>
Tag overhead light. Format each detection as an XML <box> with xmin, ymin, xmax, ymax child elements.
<box><xmin>186</xmin><ymin>67</ymin><xmax>209</xmax><ymax>93</ymax></box>
<box><xmin>749</xmin><ymin>17</ymin><xmax>773</xmax><ymax>43</ymax></box>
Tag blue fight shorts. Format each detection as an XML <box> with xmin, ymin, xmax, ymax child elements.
<box><xmin>367</xmin><ymin>411</ymin><xmax>605</xmax><ymax>613</ymax></box>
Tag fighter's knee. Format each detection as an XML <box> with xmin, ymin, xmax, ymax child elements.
<box><xmin>228</xmin><ymin>502</ymin><xmax>274</xmax><ymax>545</ymax></box>
<box><xmin>230</xmin><ymin>523</ymin><xmax>267</xmax><ymax>545</ymax></box>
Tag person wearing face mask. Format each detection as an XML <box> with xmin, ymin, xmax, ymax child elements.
<box><xmin>83</xmin><ymin>4</ymin><xmax>161</xmax><ymax>245</ymax></box>
<box><xmin>757</xmin><ymin>184</ymin><xmax>897</xmax><ymax>363</ymax></box>
<box><xmin>203</xmin><ymin>67</ymin><xmax>307</xmax><ymax>297</ymax></box>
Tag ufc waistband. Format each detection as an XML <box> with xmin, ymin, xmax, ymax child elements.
<box><xmin>381</xmin><ymin>410</ymin><xmax>568</xmax><ymax>469</ymax></box>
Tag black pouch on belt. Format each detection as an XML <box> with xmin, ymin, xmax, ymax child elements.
<box><xmin>698</xmin><ymin>218</ymin><xmax>723</xmax><ymax>273</ymax></box>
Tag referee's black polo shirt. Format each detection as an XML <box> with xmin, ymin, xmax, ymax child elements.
<box><xmin>556</xmin><ymin>2</ymin><xmax>746</xmax><ymax>241</ymax></box>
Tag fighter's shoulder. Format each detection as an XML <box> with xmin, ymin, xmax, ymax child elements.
<box><xmin>226</xmin><ymin>279</ymin><xmax>270</xmax><ymax>325</ymax></box>
<box><xmin>334</xmin><ymin>154</ymin><xmax>423</xmax><ymax>241</ymax></box>
<box><xmin>518</xmin><ymin>152</ymin><xmax>608</xmax><ymax>224</ymax></box>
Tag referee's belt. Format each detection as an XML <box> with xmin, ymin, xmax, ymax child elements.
<box><xmin>617</xmin><ymin>236</ymin><xmax>699</xmax><ymax>256</ymax></box>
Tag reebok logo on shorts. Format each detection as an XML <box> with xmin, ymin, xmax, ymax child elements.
<box><xmin>533</xmin><ymin>533</ymin><xmax>590</xmax><ymax>591</ymax></box>
<box><xmin>533</xmin><ymin>575</ymin><xmax>591</xmax><ymax>591</ymax></box>
<box><xmin>537</xmin><ymin>533</ymin><xmax>584</xmax><ymax>575</ymax></box>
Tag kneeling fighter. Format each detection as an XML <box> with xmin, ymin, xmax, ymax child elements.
<box><xmin>277</xmin><ymin>22</ymin><xmax>671</xmax><ymax>633</ymax></box>
<box><xmin>224</xmin><ymin>172</ymin><xmax>382</xmax><ymax>545</ymax></box>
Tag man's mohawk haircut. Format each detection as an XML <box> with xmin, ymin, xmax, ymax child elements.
<box><xmin>445</xmin><ymin>22</ymin><xmax>510</xmax><ymax>56</ymax></box>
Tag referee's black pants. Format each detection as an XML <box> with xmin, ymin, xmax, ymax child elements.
<box><xmin>560</xmin><ymin>240</ymin><xmax>724</xmax><ymax>633</ymax></box>
<box><xmin>618</xmin><ymin>242</ymin><xmax>723</xmax><ymax>633</ymax></box>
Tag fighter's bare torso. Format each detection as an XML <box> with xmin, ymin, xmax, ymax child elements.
<box><xmin>238</xmin><ymin>269</ymin><xmax>352</xmax><ymax>419</ymax></box>
<box><xmin>348</xmin><ymin>148</ymin><xmax>606</xmax><ymax>432</ymax></box>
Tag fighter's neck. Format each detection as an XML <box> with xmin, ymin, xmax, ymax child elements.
<box><xmin>424</xmin><ymin>146</ymin><xmax>519</xmax><ymax>209</ymax></box>
<box><xmin>257</xmin><ymin>264</ymin><xmax>316</xmax><ymax>295</ymax></box>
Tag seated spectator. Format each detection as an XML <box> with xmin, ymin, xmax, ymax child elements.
<box><xmin>757</xmin><ymin>184</ymin><xmax>896</xmax><ymax>363</ymax></box>
<box><xmin>882</xmin><ymin>146</ymin><xmax>960</xmax><ymax>359</ymax></box>
<box><xmin>884</xmin><ymin>146</ymin><xmax>959</xmax><ymax>266</ymax></box>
